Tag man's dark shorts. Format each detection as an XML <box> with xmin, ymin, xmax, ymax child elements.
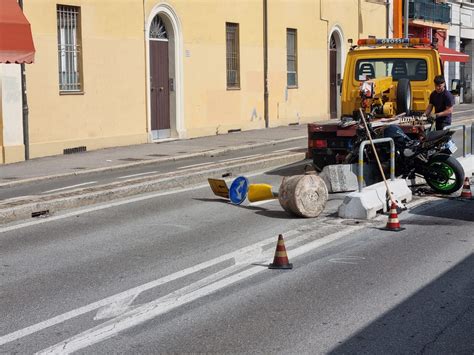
<box><xmin>436</xmin><ymin>118</ymin><xmax>451</xmax><ymax>131</ymax></box>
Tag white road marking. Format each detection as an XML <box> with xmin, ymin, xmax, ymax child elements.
<box><xmin>453</xmin><ymin>108</ymin><xmax>474</xmax><ymax>115</ymax></box>
<box><xmin>0</xmin><ymin>236</ymin><xmax>267</xmax><ymax>346</ymax></box>
<box><xmin>94</xmin><ymin>294</ymin><xmax>139</xmax><ymax>321</ymax></box>
<box><xmin>0</xmin><ymin>183</ymin><xmax>209</xmax><ymax>234</ymax></box>
<box><xmin>177</xmin><ymin>162</ymin><xmax>215</xmax><ymax>169</ymax></box>
<box><xmin>249</xmin><ymin>199</ymin><xmax>276</xmax><ymax>206</ymax></box>
<box><xmin>219</xmin><ymin>153</ymin><xmax>262</xmax><ymax>162</ymax></box>
<box><xmin>42</xmin><ymin>181</ymin><xmax>97</xmax><ymax>194</ymax></box>
<box><xmin>117</xmin><ymin>171</ymin><xmax>158</xmax><ymax>179</ymax></box>
<box><xmin>329</xmin><ymin>256</ymin><xmax>366</xmax><ymax>265</ymax></box>
<box><xmin>273</xmin><ymin>146</ymin><xmax>302</xmax><ymax>153</ymax></box>
<box><xmin>0</xmin><ymin>228</ymin><xmax>289</xmax><ymax>346</ymax></box>
<box><xmin>0</xmin><ymin>223</ymin><xmax>361</xmax><ymax>349</ymax></box>
<box><xmin>0</xmin><ymin>169</ymin><xmax>272</xmax><ymax>234</ymax></box>
<box><xmin>36</xmin><ymin>225</ymin><xmax>363</xmax><ymax>354</ymax></box>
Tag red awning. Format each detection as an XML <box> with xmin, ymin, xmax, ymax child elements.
<box><xmin>0</xmin><ymin>0</ymin><xmax>35</xmax><ymax>64</ymax></box>
<box><xmin>438</xmin><ymin>46</ymin><xmax>469</xmax><ymax>63</ymax></box>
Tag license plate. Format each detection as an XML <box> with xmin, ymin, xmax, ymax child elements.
<box><xmin>446</xmin><ymin>140</ymin><xmax>457</xmax><ymax>153</ymax></box>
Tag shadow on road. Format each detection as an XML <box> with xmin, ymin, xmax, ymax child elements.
<box><xmin>409</xmin><ymin>199</ymin><xmax>474</xmax><ymax>223</ymax></box>
<box><xmin>330</xmin><ymin>254</ymin><xmax>474</xmax><ymax>354</ymax></box>
<box><xmin>254</xmin><ymin>210</ymin><xmax>294</xmax><ymax>219</ymax></box>
<box><xmin>264</xmin><ymin>160</ymin><xmax>312</xmax><ymax>177</ymax></box>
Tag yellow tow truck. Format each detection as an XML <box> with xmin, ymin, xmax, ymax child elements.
<box><xmin>308</xmin><ymin>37</ymin><xmax>444</xmax><ymax>170</ymax></box>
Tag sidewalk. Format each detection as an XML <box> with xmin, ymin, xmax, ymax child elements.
<box><xmin>1</xmin><ymin>102</ymin><xmax>473</xmax><ymax>187</ymax></box>
<box><xmin>0</xmin><ymin>125</ymin><xmax>307</xmax><ymax>186</ymax></box>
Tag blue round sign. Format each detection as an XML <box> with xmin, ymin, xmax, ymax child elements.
<box><xmin>229</xmin><ymin>176</ymin><xmax>249</xmax><ymax>205</ymax></box>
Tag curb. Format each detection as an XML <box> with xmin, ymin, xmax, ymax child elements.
<box><xmin>0</xmin><ymin>152</ymin><xmax>306</xmax><ymax>225</ymax></box>
<box><xmin>0</xmin><ymin>136</ymin><xmax>306</xmax><ymax>189</ymax></box>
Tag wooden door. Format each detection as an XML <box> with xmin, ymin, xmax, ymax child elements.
<box><xmin>150</xmin><ymin>40</ymin><xmax>170</xmax><ymax>131</ymax></box>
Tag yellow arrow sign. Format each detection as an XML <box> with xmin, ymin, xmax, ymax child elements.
<box><xmin>208</xmin><ymin>178</ymin><xmax>229</xmax><ymax>199</ymax></box>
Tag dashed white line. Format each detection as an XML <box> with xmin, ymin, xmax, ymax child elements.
<box><xmin>0</xmin><ymin>170</ymin><xmax>270</xmax><ymax>234</ymax></box>
<box><xmin>177</xmin><ymin>161</ymin><xmax>216</xmax><ymax>169</ymax></box>
<box><xmin>117</xmin><ymin>171</ymin><xmax>159</xmax><ymax>179</ymax></box>
<box><xmin>42</xmin><ymin>181</ymin><xmax>97</xmax><ymax>194</ymax></box>
<box><xmin>219</xmin><ymin>153</ymin><xmax>263</xmax><ymax>162</ymax></box>
<box><xmin>273</xmin><ymin>146</ymin><xmax>303</xmax><ymax>153</ymax></box>
<box><xmin>453</xmin><ymin>108</ymin><xmax>474</xmax><ymax>115</ymax></box>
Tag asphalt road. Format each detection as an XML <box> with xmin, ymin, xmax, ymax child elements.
<box><xmin>0</xmin><ymin>139</ymin><xmax>306</xmax><ymax>200</ymax></box>
<box><xmin>0</xmin><ymin>162</ymin><xmax>472</xmax><ymax>353</ymax></box>
<box><xmin>0</xmin><ymin>108</ymin><xmax>471</xmax><ymax>202</ymax></box>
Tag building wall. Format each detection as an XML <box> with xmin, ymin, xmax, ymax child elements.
<box><xmin>144</xmin><ymin>0</ymin><xmax>387</xmax><ymax>136</ymax></box>
<box><xmin>266</xmin><ymin>1</ymin><xmax>328</xmax><ymax>124</ymax></box>
<box><xmin>145</xmin><ymin>1</ymin><xmax>265</xmax><ymax>137</ymax></box>
<box><xmin>3</xmin><ymin>0</ymin><xmax>387</xmax><ymax>163</ymax></box>
<box><xmin>23</xmin><ymin>0</ymin><xmax>148</xmax><ymax>159</ymax></box>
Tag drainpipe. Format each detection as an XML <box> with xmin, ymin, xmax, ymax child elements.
<box><xmin>358</xmin><ymin>0</ymin><xmax>361</xmax><ymax>38</ymax></box>
<box><xmin>393</xmin><ymin>0</ymin><xmax>402</xmax><ymax>38</ymax></box>
<box><xmin>18</xmin><ymin>0</ymin><xmax>29</xmax><ymax>160</ymax></box>
<box><xmin>404</xmin><ymin>0</ymin><xmax>409</xmax><ymax>38</ymax></box>
<box><xmin>319</xmin><ymin>0</ymin><xmax>330</xmax><ymax>117</ymax></box>
<box><xmin>263</xmin><ymin>0</ymin><xmax>269</xmax><ymax>128</ymax></box>
<box><xmin>143</xmin><ymin>0</ymin><xmax>150</xmax><ymax>137</ymax></box>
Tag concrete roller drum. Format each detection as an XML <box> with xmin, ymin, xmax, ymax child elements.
<box><xmin>278</xmin><ymin>174</ymin><xmax>328</xmax><ymax>218</ymax></box>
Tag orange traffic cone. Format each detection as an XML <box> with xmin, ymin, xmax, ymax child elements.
<box><xmin>381</xmin><ymin>202</ymin><xmax>405</xmax><ymax>232</ymax></box>
<box><xmin>268</xmin><ymin>234</ymin><xmax>293</xmax><ymax>269</ymax></box>
<box><xmin>460</xmin><ymin>177</ymin><xmax>472</xmax><ymax>200</ymax></box>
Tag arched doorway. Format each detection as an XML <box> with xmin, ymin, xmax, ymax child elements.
<box><xmin>149</xmin><ymin>15</ymin><xmax>171</xmax><ymax>139</ymax></box>
<box><xmin>329</xmin><ymin>29</ymin><xmax>344</xmax><ymax>119</ymax></box>
<box><xmin>147</xmin><ymin>5</ymin><xmax>183</xmax><ymax>140</ymax></box>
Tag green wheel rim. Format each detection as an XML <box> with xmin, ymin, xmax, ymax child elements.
<box><xmin>427</xmin><ymin>162</ymin><xmax>457</xmax><ymax>191</ymax></box>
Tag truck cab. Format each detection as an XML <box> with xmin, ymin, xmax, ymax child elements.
<box><xmin>342</xmin><ymin>42</ymin><xmax>442</xmax><ymax>117</ymax></box>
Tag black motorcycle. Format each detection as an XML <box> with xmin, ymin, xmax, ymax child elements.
<box><xmin>345</xmin><ymin>122</ymin><xmax>465</xmax><ymax>194</ymax></box>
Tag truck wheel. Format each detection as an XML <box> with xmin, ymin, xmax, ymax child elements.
<box><xmin>396</xmin><ymin>78</ymin><xmax>412</xmax><ymax>115</ymax></box>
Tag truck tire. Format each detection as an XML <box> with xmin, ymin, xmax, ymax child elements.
<box><xmin>396</xmin><ymin>78</ymin><xmax>412</xmax><ymax>115</ymax></box>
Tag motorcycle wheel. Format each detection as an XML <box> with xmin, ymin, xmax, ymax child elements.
<box><xmin>424</xmin><ymin>154</ymin><xmax>465</xmax><ymax>194</ymax></box>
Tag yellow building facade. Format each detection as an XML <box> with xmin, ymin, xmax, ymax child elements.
<box><xmin>0</xmin><ymin>0</ymin><xmax>387</xmax><ymax>164</ymax></box>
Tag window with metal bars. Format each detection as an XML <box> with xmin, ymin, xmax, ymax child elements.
<box><xmin>226</xmin><ymin>23</ymin><xmax>240</xmax><ymax>89</ymax></box>
<box><xmin>57</xmin><ymin>5</ymin><xmax>83</xmax><ymax>93</ymax></box>
<box><xmin>287</xmin><ymin>28</ymin><xmax>298</xmax><ymax>88</ymax></box>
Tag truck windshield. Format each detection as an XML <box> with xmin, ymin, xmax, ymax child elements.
<box><xmin>355</xmin><ymin>58</ymin><xmax>428</xmax><ymax>82</ymax></box>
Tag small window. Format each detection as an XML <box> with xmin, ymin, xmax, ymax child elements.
<box><xmin>226</xmin><ymin>23</ymin><xmax>240</xmax><ymax>89</ymax></box>
<box><xmin>287</xmin><ymin>29</ymin><xmax>298</xmax><ymax>88</ymax></box>
<box><xmin>57</xmin><ymin>5</ymin><xmax>83</xmax><ymax>93</ymax></box>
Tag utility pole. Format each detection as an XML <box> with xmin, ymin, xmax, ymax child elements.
<box><xmin>404</xmin><ymin>0</ymin><xmax>409</xmax><ymax>38</ymax></box>
<box><xmin>263</xmin><ymin>0</ymin><xmax>269</xmax><ymax>128</ymax></box>
<box><xmin>18</xmin><ymin>0</ymin><xmax>30</xmax><ymax>160</ymax></box>
<box><xmin>393</xmin><ymin>0</ymin><xmax>402</xmax><ymax>38</ymax></box>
